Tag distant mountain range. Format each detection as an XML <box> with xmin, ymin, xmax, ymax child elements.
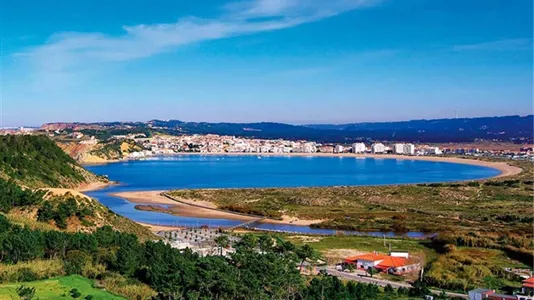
<box><xmin>42</xmin><ymin>115</ymin><xmax>534</xmax><ymax>143</ymax></box>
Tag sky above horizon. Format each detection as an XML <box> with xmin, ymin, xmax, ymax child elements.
<box><xmin>2</xmin><ymin>0</ymin><xmax>533</xmax><ymax>127</ymax></box>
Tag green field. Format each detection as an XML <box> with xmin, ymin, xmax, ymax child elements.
<box><xmin>288</xmin><ymin>235</ymin><xmax>429</xmax><ymax>253</ymax></box>
<box><xmin>0</xmin><ymin>275</ymin><xmax>125</xmax><ymax>300</ymax></box>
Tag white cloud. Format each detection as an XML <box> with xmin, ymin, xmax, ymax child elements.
<box><xmin>452</xmin><ymin>38</ymin><xmax>532</xmax><ymax>51</ymax></box>
<box><xmin>16</xmin><ymin>0</ymin><xmax>382</xmax><ymax>88</ymax></box>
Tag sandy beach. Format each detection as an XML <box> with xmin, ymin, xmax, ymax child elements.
<box><xmin>178</xmin><ymin>152</ymin><xmax>522</xmax><ymax>178</ymax></box>
<box><xmin>77</xmin><ymin>181</ymin><xmax>115</xmax><ymax>192</ymax></box>
<box><xmin>112</xmin><ymin>190</ymin><xmax>325</xmax><ymax>227</ymax></box>
<box><xmin>112</xmin><ymin>191</ymin><xmax>256</xmax><ymax>221</ymax></box>
<box><xmin>105</xmin><ymin>152</ymin><xmax>522</xmax><ymax>179</ymax></box>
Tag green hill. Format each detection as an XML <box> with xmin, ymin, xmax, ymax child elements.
<box><xmin>0</xmin><ymin>135</ymin><xmax>154</xmax><ymax>240</ymax></box>
<box><xmin>0</xmin><ymin>135</ymin><xmax>101</xmax><ymax>188</ymax></box>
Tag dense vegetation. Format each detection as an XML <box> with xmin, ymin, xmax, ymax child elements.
<box><xmin>0</xmin><ymin>135</ymin><xmax>92</xmax><ymax>188</ymax></box>
<box><xmin>37</xmin><ymin>198</ymin><xmax>94</xmax><ymax>229</ymax></box>
<box><xmin>0</xmin><ymin>179</ymin><xmax>44</xmax><ymax>213</ymax></box>
<box><xmin>0</xmin><ymin>215</ymin><xmax>442</xmax><ymax>299</ymax></box>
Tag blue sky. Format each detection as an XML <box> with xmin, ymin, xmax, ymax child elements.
<box><xmin>2</xmin><ymin>0</ymin><xmax>532</xmax><ymax>127</ymax></box>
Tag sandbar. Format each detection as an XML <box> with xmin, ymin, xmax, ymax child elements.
<box><xmin>112</xmin><ymin>190</ymin><xmax>325</xmax><ymax>227</ymax></box>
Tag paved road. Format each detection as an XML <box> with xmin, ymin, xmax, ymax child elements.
<box><xmin>323</xmin><ymin>268</ymin><xmax>468</xmax><ymax>299</ymax></box>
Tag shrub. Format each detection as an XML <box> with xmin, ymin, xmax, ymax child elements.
<box><xmin>70</xmin><ymin>288</ymin><xmax>81</xmax><ymax>298</ymax></box>
<box><xmin>99</xmin><ymin>273</ymin><xmax>157</xmax><ymax>300</ymax></box>
<box><xmin>64</xmin><ymin>251</ymin><xmax>91</xmax><ymax>275</ymax></box>
<box><xmin>0</xmin><ymin>259</ymin><xmax>64</xmax><ymax>283</ymax></box>
<box><xmin>16</xmin><ymin>285</ymin><xmax>35</xmax><ymax>300</ymax></box>
<box><xmin>16</xmin><ymin>268</ymin><xmax>38</xmax><ymax>282</ymax></box>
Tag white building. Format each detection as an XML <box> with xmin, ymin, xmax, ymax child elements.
<box><xmin>334</xmin><ymin>145</ymin><xmax>344</xmax><ymax>153</ymax></box>
<box><xmin>394</xmin><ymin>143</ymin><xmax>405</xmax><ymax>154</ymax></box>
<box><xmin>303</xmin><ymin>142</ymin><xmax>317</xmax><ymax>153</ymax></box>
<box><xmin>371</xmin><ymin>143</ymin><xmax>385</xmax><ymax>154</ymax></box>
<box><xmin>426</xmin><ymin>147</ymin><xmax>442</xmax><ymax>155</ymax></box>
<box><xmin>352</xmin><ymin>143</ymin><xmax>366</xmax><ymax>153</ymax></box>
<box><xmin>403</xmin><ymin>144</ymin><xmax>415</xmax><ymax>155</ymax></box>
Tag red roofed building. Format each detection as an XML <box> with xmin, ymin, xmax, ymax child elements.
<box><xmin>521</xmin><ymin>277</ymin><xmax>534</xmax><ymax>296</ymax></box>
<box><xmin>344</xmin><ymin>252</ymin><xmax>420</xmax><ymax>275</ymax></box>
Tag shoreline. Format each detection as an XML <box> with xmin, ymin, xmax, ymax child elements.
<box><xmin>112</xmin><ymin>190</ymin><xmax>325</xmax><ymax>227</ymax></box>
<box><xmin>80</xmin><ymin>154</ymin><xmax>522</xmax><ymax>231</ymax></box>
<box><xmin>77</xmin><ymin>181</ymin><xmax>117</xmax><ymax>192</ymax></box>
<box><xmin>84</xmin><ymin>152</ymin><xmax>522</xmax><ymax>179</ymax></box>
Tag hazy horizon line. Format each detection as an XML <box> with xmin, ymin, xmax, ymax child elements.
<box><xmin>9</xmin><ymin>113</ymin><xmax>533</xmax><ymax>128</ymax></box>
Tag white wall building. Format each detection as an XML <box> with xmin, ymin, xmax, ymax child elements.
<box><xmin>403</xmin><ymin>144</ymin><xmax>415</xmax><ymax>155</ymax></box>
<box><xmin>303</xmin><ymin>142</ymin><xmax>317</xmax><ymax>153</ymax></box>
<box><xmin>334</xmin><ymin>145</ymin><xmax>344</xmax><ymax>153</ymax></box>
<box><xmin>371</xmin><ymin>143</ymin><xmax>385</xmax><ymax>154</ymax></box>
<box><xmin>426</xmin><ymin>147</ymin><xmax>442</xmax><ymax>155</ymax></box>
<box><xmin>394</xmin><ymin>143</ymin><xmax>405</xmax><ymax>154</ymax></box>
<box><xmin>352</xmin><ymin>143</ymin><xmax>366</xmax><ymax>153</ymax></box>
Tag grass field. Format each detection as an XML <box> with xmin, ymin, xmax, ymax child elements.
<box><xmin>0</xmin><ymin>275</ymin><xmax>125</xmax><ymax>300</ymax></box>
<box><xmin>287</xmin><ymin>235</ymin><xmax>432</xmax><ymax>255</ymax></box>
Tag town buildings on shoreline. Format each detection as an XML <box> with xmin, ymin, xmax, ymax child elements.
<box><xmin>117</xmin><ymin>133</ymin><xmax>532</xmax><ymax>161</ymax></box>
<box><xmin>2</xmin><ymin>127</ymin><xmax>532</xmax><ymax>160</ymax></box>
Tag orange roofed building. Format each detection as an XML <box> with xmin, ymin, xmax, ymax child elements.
<box><xmin>521</xmin><ymin>277</ymin><xmax>534</xmax><ymax>296</ymax></box>
<box><xmin>344</xmin><ymin>252</ymin><xmax>420</xmax><ymax>275</ymax></box>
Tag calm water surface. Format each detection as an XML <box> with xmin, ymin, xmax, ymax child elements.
<box><xmin>85</xmin><ymin>155</ymin><xmax>500</xmax><ymax>236</ymax></box>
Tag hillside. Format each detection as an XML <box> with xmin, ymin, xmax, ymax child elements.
<box><xmin>57</xmin><ymin>139</ymin><xmax>142</xmax><ymax>164</ymax></box>
<box><xmin>0</xmin><ymin>135</ymin><xmax>103</xmax><ymax>188</ymax></box>
<box><xmin>0</xmin><ymin>178</ymin><xmax>154</xmax><ymax>240</ymax></box>
<box><xmin>0</xmin><ymin>135</ymin><xmax>154</xmax><ymax>239</ymax></box>
<box><xmin>41</xmin><ymin>114</ymin><xmax>534</xmax><ymax>143</ymax></box>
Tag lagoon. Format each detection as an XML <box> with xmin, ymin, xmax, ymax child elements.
<box><xmin>85</xmin><ymin>155</ymin><xmax>500</xmax><ymax>236</ymax></box>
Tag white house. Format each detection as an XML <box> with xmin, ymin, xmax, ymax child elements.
<box><xmin>371</xmin><ymin>143</ymin><xmax>385</xmax><ymax>154</ymax></box>
<box><xmin>334</xmin><ymin>145</ymin><xmax>344</xmax><ymax>153</ymax></box>
<box><xmin>394</xmin><ymin>144</ymin><xmax>405</xmax><ymax>154</ymax></box>
<box><xmin>352</xmin><ymin>143</ymin><xmax>366</xmax><ymax>153</ymax></box>
<box><xmin>403</xmin><ymin>144</ymin><xmax>415</xmax><ymax>155</ymax></box>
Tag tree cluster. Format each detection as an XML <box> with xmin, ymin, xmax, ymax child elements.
<box><xmin>0</xmin><ymin>215</ymin><xmax>422</xmax><ymax>299</ymax></box>
<box><xmin>0</xmin><ymin>178</ymin><xmax>44</xmax><ymax>213</ymax></box>
<box><xmin>37</xmin><ymin>198</ymin><xmax>93</xmax><ymax>229</ymax></box>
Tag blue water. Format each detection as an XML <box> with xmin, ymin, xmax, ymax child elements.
<box><xmin>85</xmin><ymin>155</ymin><xmax>500</xmax><ymax>236</ymax></box>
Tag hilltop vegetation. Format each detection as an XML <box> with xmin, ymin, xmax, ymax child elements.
<box><xmin>42</xmin><ymin>114</ymin><xmax>534</xmax><ymax>143</ymax></box>
<box><xmin>0</xmin><ymin>135</ymin><xmax>102</xmax><ymax>188</ymax></box>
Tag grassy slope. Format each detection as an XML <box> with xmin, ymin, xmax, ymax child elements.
<box><xmin>0</xmin><ymin>135</ymin><xmax>103</xmax><ymax>189</ymax></box>
<box><xmin>0</xmin><ymin>135</ymin><xmax>154</xmax><ymax>240</ymax></box>
<box><xmin>5</xmin><ymin>191</ymin><xmax>155</xmax><ymax>241</ymax></box>
<box><xmin>0</xmin><ymin>275</ymin><xmax>125</xmax><ymax>300</ymax></box>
